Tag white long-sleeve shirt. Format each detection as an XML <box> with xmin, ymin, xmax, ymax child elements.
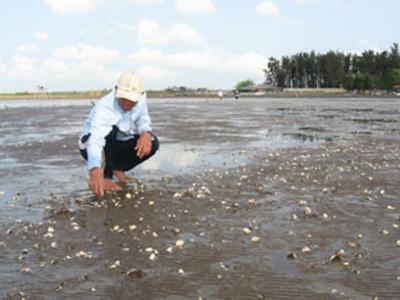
<box><xmin>79</xmin><ymin>91</ymin><xmax>152</xmax><ymax>170</ymax></box>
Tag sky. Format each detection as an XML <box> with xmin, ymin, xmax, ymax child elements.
<box><xmin>0</xmin><ymin>0</ymin><xmax>399</xmax><ymax>92</ymax></box>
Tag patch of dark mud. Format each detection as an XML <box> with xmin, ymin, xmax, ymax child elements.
<box><xmin>346</xmin><ymin>118</ymin><xmax>398</xmax><ymax>124</ymax></box>
<box><xmin>282</xmin><ymin>133</ymin><xmax>333</xmax><ymax>143</ymax></box>
<box><xmin>350</xmin><ymin>131</ymin><xmax>373</xmax><ymax>135</ymax></box>
<box><xmin>298</xmin><ymin>127</ymin><xmax>327</xmax><ymax>133</ymax></box>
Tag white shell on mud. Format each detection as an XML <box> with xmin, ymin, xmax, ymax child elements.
<box><xmin>251</xmin><ymin>236</ymin><xmax>260</xmax><ymax>243</ymax></box>
<box><xmin>109</xmin><ymin>260</ymin><xmax>120</xmax><ymax>269</ymax></box>
<box><xmin>75</xmin><ymin>251</ymin><xmax>93</xmax><ymax>258</ymax></box>
<box><xmin>304</xmin><ymin>207</ymin><xmax>313</xmax><ymax>215</ymax></box>
<box><xmin>302</xmin><ymin>246</ymin><xmax>311</xmax><ymax>253</ymax></box>
<box><xmin>21</xmin><ymin>267</ymin><xmax>32</xmax><ymax>274</ymax></box>
<box><xmin>176</xmin><ymin>240</ymin><xmax>185</xmax><ymax>249</ymax></box>
<box><xmin>178</xmin><ymin>269</ymin><xmax>185</xmax><ymax>276</ymax></box>
<box><xmin>242</xmin><ymin>228</ymin><xmax>252</xmax><ymax>235</ymax></box>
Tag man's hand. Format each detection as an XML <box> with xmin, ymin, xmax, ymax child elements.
<box><xmin>135</xmin><ymin>131</ymin><xmax>152</xmax><ymax>159</ymax></box>
<box><xmin>89</xmin><ymin>167</ymin><xmax>104</xmax><ymax>197</ymax></box>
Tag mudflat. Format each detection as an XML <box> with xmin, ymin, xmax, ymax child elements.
<box><xmin>0</xmin><ymin>97</ymin><xmax>399</xmax><ymax>299</ymax></box>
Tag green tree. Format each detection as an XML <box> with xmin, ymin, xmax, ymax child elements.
<box><xmin>235</xmin><ymin>79</ymin><xmax>255</xmax><ymax>91</ymax></box>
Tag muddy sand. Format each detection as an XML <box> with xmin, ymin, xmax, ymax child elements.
<box><xmin>0</xmin><ymin>97</ymin><xmax>399</xmax><ymax>299</ymax></box>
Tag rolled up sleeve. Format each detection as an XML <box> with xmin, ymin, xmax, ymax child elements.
<box><xmin>86</xmin><ymin>107</ymin><xmax>114</xmax><ymax>170</ymax></box>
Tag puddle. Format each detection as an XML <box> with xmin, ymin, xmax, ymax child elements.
<box><xmin>0</xmin><ymin>99</ymin><xmax>93</xmax><ymax>109</ymax></box>
<box><xmin>135</xmin><ymin>143</ymin><xmax>247</xmax><ymax>179</ymax></box>
<box><xmin>249</xmin><ymin>132</ymin><xmax>333</xmax><ymax>149</ymax></box>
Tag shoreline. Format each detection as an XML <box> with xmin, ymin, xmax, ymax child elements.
<box><xmin>1</xmin><ymin>92</ymin><xmax>399</xmax><ymax>100</ymax></box>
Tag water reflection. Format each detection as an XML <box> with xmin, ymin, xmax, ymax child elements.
<box><xmin>0</xmin><ymin>99</ymin><xmax>93</xmax><ymax>109</ymax></box>
<box><xmin>136</xmin><ymin>143</ymin><xmax>245</xmax><ymax>177</ymax></box>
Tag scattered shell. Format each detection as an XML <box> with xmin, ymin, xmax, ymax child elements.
<box><xmin>242</xmin><ymin>228</ymin><xmax>252</xmax><ymax>235</ymax></box>
<box><xmin>248</xmin><ymin>199</ymin><xmax>257</xmax><ymax>205</ymax></box>
<box><xmin>396</xmin><ymin>240</ymin><xmax>400</xmax><ymax>247</ymax></box>
<box><xmin>20</xmin><ymin>267</ymin><xmax>31</xmax><ymax>274</ymax></box>
<box><xmin>357</xmin><ymin>233</ymin><xmax>363</xmax><ymax>239</ymax></box>
<box><xmin>76</xmin><ymin>251</ymin><xmax>93</xmax><ymax>259</ymax></box>
<box><xmin>50</xmin><ymin>242</ymin><xmax>57</xmax><ymax>249</ymax></box>
<box><xmin>129</xmin><ymin>225</ymin><xmax>137</xmax><ymax>231</ymax></box>
<box><xmin>302</xmin><ymin>246</ymin><xmax>311</xmax><ymax>253</ymax></box>
<box><xmin>166</xmin><ymin>246</ymin><xmax>173</xmax><ymax>253</ymax></box>
<box><xmin>149</xmin><ymin>253</ymin><xmax>157</xmax><ymax>261</ymax></box>
<box><xmin>304</xmin><ymin>207</ymin><xmax>313</xmax><ymax>215</ymax></box>
<box><xmin>176</xmin><ymin>240</ymin><xmax>185</xmax><ymax>249</ymax></box>
<box><xmin>71</xmin><ymin>222</ymin><xmax>80</xmax><ymax>231</ymax></box>
<box><xmin>251</xmin><ymin>236</ymin><xmax>260</xmax><ymax>243</ymax></box>
<box><xmin>109</xmin><ymin>260</ymin><xmax>120</xmax><ymax>269</ymax></box>
<box><xmin>330</xmin><ymin>249</ymin><xmax>346</xmax><ymax>262</ymax></box>
<box><xmin>322</xmin><ymin>213</ymin><xmax>329</xmax><ymax>219</ymax></box>
<box><xmin>216</xmin><ymin>274</ymin><xmax>223</xmax><ymax>280</ymax></box>
<box><xmin>292</xmin><ymin>214</ymin><xmax>298</xmax><ymax>220</ymax></box>
<box><xmin>125</xmin><ymin>268</ymin><xmax>143</xmax><ymax>278</ymax></box>
<box><xmin>173</xmin><ymin>193</ymin><xmax>182</xmax><ymax>199</ymax></box>
<box><xmin>125</xmin><ymin>193</ymin><xmax>132</xmax><ymax>199</ymax></box>
<box><xmin>178</xmin><ymin>269</ymin><xmax>185</xmax><ymax>276</ymax></box>
<box><xmin>287</xmin><ymin>252</ymin><xmax>297</xmax><ymax>260</ymax></box>
<box><xmin>382</xmin><ymin>229</ymin><xmax>390</xmax><ymax>235</ymax></box>
<box><xmin>56</xmin><ymin>282</ymin><xmax>64</xmax><ymax>292</ymax></box>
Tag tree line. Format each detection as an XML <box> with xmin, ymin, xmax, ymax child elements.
<box><xmin>265</xmin><ymin>43</ymin><xmax>400</xmax><ymax>90</ymax></box>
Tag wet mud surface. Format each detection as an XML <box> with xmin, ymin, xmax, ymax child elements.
<box><xmin>0</xmin><ymin>97</ymin><xmax>400</xmax><ymax>299</ymax></box>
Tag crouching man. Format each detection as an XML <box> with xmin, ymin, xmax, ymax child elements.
<box><xmin>79</xmin><ymin>71</ymin><xmax>159</xmax><ymax>197</ymax></box>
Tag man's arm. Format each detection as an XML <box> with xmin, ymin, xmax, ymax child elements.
<box><xmin>135</xmin><ymin>96</ymin><xmax>153</xmax><ymax>158</ymax></box>
<box><xmin>135</xmin><ymin>131</ymin><xmax>152</xmax><ymax>158</ymax></box>
<box><xmin>86</xmin><ymin>107</ymin><xmax>115</xmax><ymax>196</ymax></box>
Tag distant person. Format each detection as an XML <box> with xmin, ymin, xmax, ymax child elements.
<box><xmin>234</xmin><ymin>89</ymin><xmax>240</xmax><ymax>100</ymax></box>
<box><xmin>218</xmin><ymin>90</ymin><xmax>224</xmax><ymax>100</ymax></box>
<box><xmin>79</xmin><ymin>71</ymin><xmax>159</xmax><ymax>197</ymax></box>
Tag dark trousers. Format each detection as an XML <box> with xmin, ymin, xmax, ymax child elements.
<box><xmin>80</xmin><ymin>126</ymin><xmax>159</xmax><ymax>179</ymax></box>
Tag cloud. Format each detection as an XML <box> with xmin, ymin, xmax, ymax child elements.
<box><xmin>52</xmin><ymin>43</ymin><xmax>121</xmax><ymax>62</ymax></box>
<box><xmin>129</xmin><ymin>47</ymin><xmax>266</xmax><ymax>80</ymax></box>
<box><xmin>43</xmin><ymin>0</ymin><xmax>98</xmax><ymax>14</ymax></box>
<box><xmin>256</xmin><ymin>1</ymin><xmax>280</xmax><ymax>17</ymax></box>
<box><xmin>14</xmin><ymin>44</ymin><xmax>39</xmax><ymax>53</ymax></box>
<box><xmin>175</xmin><ymin>0</ymin><xmax>216</xmax><ymax>15</ymax></box>
<box><xmin>43</xmin><ymin>58</ymin><xmax>68</xmax><ymax>73</ymax></box>
<box><xmin>34</xmin><ymin>31</ymin><xmax>49</xmax><ymax>41</ymax></box>
<box><xmin>127</xmin><ymin>0</ymin><xmax>162</xmax><ymax>4</ymax></box>
<box><xmin>137</xmin><ymin>65</ymin><xmax>177</xmax><ymax>80</ymax></box>
<box><xmin>353</xmin><ymin>39</ymin><xmax>381</xmax><ymax>54</ymax></box>
<box><xmin>294</xmin><ymin>0</ymin><xmax>319</xmax><ymax>5</ymax></box>
<box><xmin>0</xmin><ymin>57</ymin><xmax>6</xmax><ymax>73</ymax></box>
<box><xmin>12</xmin><ymin>55</ymin><xmax>38</xmax><ymax>72</ymax></box>
<box><xmin>137</xmin><ymin>19</ymin><xmax>204</xmax><ymax>45</ymax></box>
